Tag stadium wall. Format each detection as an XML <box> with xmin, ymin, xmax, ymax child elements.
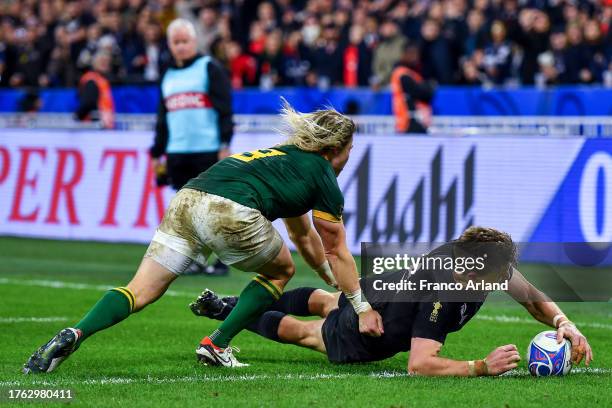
<box><xmin>1</xmin><ymin>86</ymin><xmax>611</xmax><ymax>115</ymax></box>
<box><xmin>0</xmin><ymin>130</ymin><xmax>610</xmax><ymax>264</ymax></box>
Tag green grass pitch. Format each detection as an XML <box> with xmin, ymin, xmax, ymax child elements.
<box><xmin>0</xmin><ymin>236</ymin><xmax>610</xmax><ymax>407</ymax></box>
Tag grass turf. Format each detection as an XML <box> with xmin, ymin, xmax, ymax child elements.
<box><xmin>0</xmin><ymin>236</ymin><xmax>610</xmax><ymax>407</ymax></box>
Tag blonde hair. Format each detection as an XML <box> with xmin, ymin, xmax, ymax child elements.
<box><xmin>279</xmin><ymin>98</ymin><xmax>355</xmax><ymax>152</ymax></box>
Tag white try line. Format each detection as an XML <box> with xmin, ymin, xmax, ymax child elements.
<box><xmin>0</xmin><ymin>277</ymin><xmax>196</xmax><ymax>298</ymax></box>
<box><xmin>1</xmin><ymin>277</ymin><xmax>610</xmax><ymax>331</ymax></box>
<box><xmin>1</xmin><ymin>368</ymin><xmax>610</xmax><ymax>387</ymax></box>
<box><xmin>0</xmin><ymin>317</ymin><xmax>69</xmax><ymax>323</ymax></box>
<box><xmin>474</xmin><ymin>314</ymin><xmax>612</xmax><ymax>331</ymax></box>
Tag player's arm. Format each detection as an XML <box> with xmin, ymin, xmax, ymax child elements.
<box><xmin>506</xmin><ymin>268</ymin><xmax>593</xmax><ymax>365</ymax></box>
<box><xmin>208</xmin><ymin>59</ymin><xmax>233</xmax><ymax>160</ymax></box>
<box><xmin>408</xmin><ymin>337</ymin><xmax>520</xmax><ymax>377</ymax></box>
<box><xmin>312</xmin><ymin>216</ymin><xmax>384</xmax><ymax>337</ymax></box>
<box><xmin>283</xmin><ymin>214</ymin><xmax>337</xmax><ymax>288</ymax></box>
<box><xmin>150</xmin><ymin>85</ymin><xmax>169</xmax><ymax>165</ymax></box>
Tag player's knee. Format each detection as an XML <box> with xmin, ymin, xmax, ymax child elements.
<box><xmin>276</xmin><ymin>317</ymin><xmax>295</xmax><ymax>341</ymax></box>
<box><xmin>309</xmin><ymin>289</ymin><xmax>338</xmax><ymax>317</ymax></box>
<box><xmin>277</xmin><ymin>262</ymin><xmax>296</xmax><ymax>282</ymax></box>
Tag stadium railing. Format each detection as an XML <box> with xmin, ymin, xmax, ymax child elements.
<box><xmin>1</xmin><ymin>113</ymin><xmax>611</xmax><ymax>137</ymax></box>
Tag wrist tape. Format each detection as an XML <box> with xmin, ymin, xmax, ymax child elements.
<box><xmin>345</xmin><ymin>289</ymin><xmax>372</xmax><ymax>314</ymax></box>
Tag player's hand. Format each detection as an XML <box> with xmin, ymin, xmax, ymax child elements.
<box><xmin>556</xmin><ymin>323</ymin><xmax>593</xmax><ymax>366</ymax></box>
<box><xmin>152</xmin><ymin>158</ymin><xmax>165</xmax><ymax>174</ymax></box>
<box><xmin>484</xmin><ymin>344</ymin><xmax>521</xmax><ymax>376</ymax></box>
<box><xmin>358</xmin><ymin>308</ymin><xmax>384</xmax><ymax>337</ymax></box>
<box><xmin>218</xmin><ymin>148</ymin><xmax>231</xmax><ymax>161</ymax></box>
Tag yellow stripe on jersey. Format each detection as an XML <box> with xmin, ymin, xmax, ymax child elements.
<box><xmin>312</xmin><ymin>210</ymin><xmax>342</xmax><ymax>223</ymax></box>
<box><xmin>113</xmin><ymin>287</ymin><xmax>135</xmax><ymax>312</ymax></box>
<box><xmin>230</xmin><ymin>148</ymin><xmax>286</xmax><ymax>163</ymax></box>
<box><xmin>253</xmin><ymin>276</ymin><xmax>282</xmax><ymax>300</ymax></box>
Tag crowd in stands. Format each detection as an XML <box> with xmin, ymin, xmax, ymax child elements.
<box><xmin>1</xmin><ymin>0</ymin><xmax>611</xmax><ymax>89</ymax></box>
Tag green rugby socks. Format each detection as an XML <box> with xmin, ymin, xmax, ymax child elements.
<box><xmin>74</xmin><ymin>287</ymin><xmax>135</xmax><ymax>342</ymax></box>
<box><xmin>209</xmin><ymin>275</ymin><xmax>281</xmax><ymax>348</ymax></box>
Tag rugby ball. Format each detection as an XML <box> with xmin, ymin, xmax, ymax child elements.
<box><xmin>527</xmin><ymin>331</ymin><xmax>572</xmax><ymax>376</ymax></box>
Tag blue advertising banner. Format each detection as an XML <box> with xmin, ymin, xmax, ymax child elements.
<box><xmin>1</xmin><ymin>86</ymin><xmax>611</xmax><ymax>116</ymax></box>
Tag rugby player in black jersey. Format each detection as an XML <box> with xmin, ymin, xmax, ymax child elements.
<box><xmin>192</xmin><ymin>226</ymin><xmax>593</xmax><ymax>376</ymax></box>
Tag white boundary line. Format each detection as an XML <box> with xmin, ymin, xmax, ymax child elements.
<box><xmin>1</xmin><ymin>368</ymin><xmax>610</xmax><ymax>386</ymax></box>
<box><xmin>1</xmin><ymin>277</ymin><xmax>610</xmax><ymax>331</ymax></box>
<box><xmin>474</xmin><ymin>314</ymin><xmax>612</xmax><ymax>331</ymax></box>
<box><xmin>0</xmin><ymin>317</ymin><xmax>69</xmax><ymax>323</ymax></box>
<box><xmin>0</xmin><ymin>277</ymin><xmax>194</xmax><ymax>298</ymax></box>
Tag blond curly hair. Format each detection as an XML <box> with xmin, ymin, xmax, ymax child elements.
<box><xmin>278</xmin><ymin>98</ymin><xmax>355</xmax><ymax>152</ymax></box>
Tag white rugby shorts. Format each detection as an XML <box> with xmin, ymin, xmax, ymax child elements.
<box><xmin>145</xmin><ymin>189</ymin><xmax>283</xmax><ymax>274</ymax></box>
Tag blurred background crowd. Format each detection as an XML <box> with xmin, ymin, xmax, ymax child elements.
<box><xmin>1</xmin><ymin>0</ymin><xmax>611</xmax><ymax>90</ymax></box>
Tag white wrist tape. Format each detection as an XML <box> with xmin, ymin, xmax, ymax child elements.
<box><xmin>553</xmin><ymin>314</ymin><xmax>567</xmax><ymax>328</ymax></box>
<box><xmin>468</xmin><ymin>360</ymin><xmax>476</xmax><ymax>377</ymax></box>
<box><xmin>345</xmin><ymin>289</ymin><xmax>372</xmax><ymax>314</ymax></box>
<box><xmin>315</xmin><ymin>260</ymin><xmax>337</xmax><ymax>286</ymax></box>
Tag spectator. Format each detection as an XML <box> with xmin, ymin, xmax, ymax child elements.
<box><xmin>75</xmin><ymin>51</ymin><xmax>115</xmax><ymax>129</ymax></box>
<box><xmin>257</xmin><ymin>2</ymin><xmax>278</xmax><ymax>31</ymax></box>
<box><xmin>515</xmin><ymin>9</ymin><xmax>551</xmax><ymax>85</ymax></box>
<box><xmin>373</xmin><ymin>19</ymin><xmax>407</xmax><ymax>87</ymax></box>
<box><xmin>141</xmin><ymin>23</ymin><xmax>171</xmax><ymax>82</ymax></box>
<box><xmin>458</xmin><ymin>57</ymin><xmax>486</xmax><ymax>86</ymax></box>
<box><xmin>46</xmin><ymin>26</ymin><xmax>79</xmax><ymax>87</ymax></box>
<box><xmin>464</xmin><ymin>10</ymin><xmax>488</xmax><ymax>57</ymax></box>
<box><xmin>420</xmin><ymin>18</ymin><xmax>453</xmax><ymax>84</ymax></box>
<box><xmin>483</xmin><ymin>20</ymin><xmax>513</xmax><ymax>85</ymax></box>
<box><xmin>7</xmin><ymin>26</ymin><xmax>47</xmax><ymax>87</ymax></box>
<box><xmin>76</xmin><ymin>24</ymin><xmax>102</xmax><ymax>72</ymax></box>
<box><xmin>390</xmin><ymin>44</ymin><xmax>434</xmax><ymax>133</ymax></box>
<box><xmin>256</xmin><ymin>29</ymin><xmax>285</xmax><ymax>88</ymax></box>
<box><xmin>549</xmin><ymin>29</ymin><xmax>569</xmax><ymax>84</ymax></box>
<box><xmin>535</xmin><ymin>51</ymin><xmax>560</xmax><ymax>87</ymax></box>
<box><xmin>312</xmin><ymin>24</ymin><xmax>343</xmax><ymax>88</ymax></box>
<box><xmin>301</xmin><ymin>15</ymin><xmax>321</xmax><ymax>48</ymax></box>
<box><xmin>0</xmin><ymin>0</ymin><xmax>610</xmax><ymax>88</ymax></box>
<box><xmin>248</xmin><ymin>20</ymin><xmax>267</xmax><ymax>55</ymax></box>
<box><xmin>282</xmin><ymin>30</ymin><xmax>310</xmax><ymax>86</ymax></box>
<box><xmin>584</xmin><ymin>19</ymin><xmax>608</xmax><ymax>83</ymax></box>
<box><xmin>343</xmin><ymin>25</ymin><xmax>372</xmax><ymax>87</ymax></box>
<box><xmin>155</xmin><ymin>0</ymin><xmax>178</xmax><ymax>31</ymax></box>
<box><xmin>176</xmin><ymin>2</ymin><xmax>219</xmax><ymax>54</ymax></box>
<box><xmin>226</xmin><ymin>40</ymin><xmax>257</xmax><ymax>89</ymax></box>
<box><xmin>564</xmin><ymin>23</ymin><xmax>591</xmax><ymax>84</ymax></box>
<box><xmin>97</xmin><ymin>34</ymin><xmax>125</xmax><ymax>80</ymax></box>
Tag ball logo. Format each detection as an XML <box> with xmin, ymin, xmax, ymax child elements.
<box><xmin>527</xmin><ymin>331</ymin><xmax>572</xmax><ymax>377</ymax></box>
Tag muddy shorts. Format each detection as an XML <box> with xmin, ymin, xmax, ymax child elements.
<box><xmin>145</xmin><ymin>188</ymin><xmax>283</xmax><ymax>274</ymax></box>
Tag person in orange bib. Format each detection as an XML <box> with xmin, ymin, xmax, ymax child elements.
<box><xmin>75</xmin><ymin>51</ymin><xmax>115</xmax><ymax>129</ymax></box>
<box><xmin>390</xmin><ymin>45</ymin><xmax>435</xmax><ymax>134</ymax></box>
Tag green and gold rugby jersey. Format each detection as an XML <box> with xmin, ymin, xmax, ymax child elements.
<box><xmin>184</xmin><ymin>145</ymin><xmax>344</xmax><ymax>222</ymax></box>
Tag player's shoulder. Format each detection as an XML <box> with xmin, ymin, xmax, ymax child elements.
<box><xmin>275</xmin><ymin>145</ymin><xmax>326</xmax><ymax>165</ymax></box>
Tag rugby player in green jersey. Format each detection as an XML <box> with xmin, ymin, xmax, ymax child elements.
<box><xmin>23</xmin><ymin>102</ymin><xmax>384</xmax><ymax>372</ymax></box>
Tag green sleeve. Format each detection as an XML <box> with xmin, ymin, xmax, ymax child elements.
<box><xmin>312</xmin><ymin>168</ymin><xmax>344</xmax><ymax>223</ymax></box>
